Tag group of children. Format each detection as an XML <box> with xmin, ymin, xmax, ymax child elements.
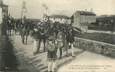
<box><xmin>33</xmin><ymin>33</ymin><xmax>75</xmax><ymax>72</ymax></box>
<box><xmin>32</xmin><ymin>21</ymin><xmax>76</xmax><ymax>72</ymax></box>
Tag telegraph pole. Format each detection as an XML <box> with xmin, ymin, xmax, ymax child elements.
<box><xmin>21</xmin><ymin>0</ymin><xmax>27</xmax><ymax>24</ymax></box>
<box><xmin>42</xmin><ymin>4</ymin><xmax>49</xmax><ymax>20</ymax></box>
<box><xmin>0</xmin><ymin>0</ymin><xmax>8</xmax><ymax>36</ymax></box>
<box><xmin>0</xmin><ymin>1</ymin><xmax>18</xmax><ymax>71</ymax></box>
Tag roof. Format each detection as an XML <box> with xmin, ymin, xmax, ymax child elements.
<box><xmin>49</xmin><ymin>15</ymin><xmax>70</xmax><ymax>19</ymax></box>
<box><xmin>76</xmin><ymin>11</ymin><xmax>96</xmax><ymax>16</ymax></box>
<box><xmin>96</xmin><ymin>15</ymin><xmax>115</xmax><ymax>21</ymax></box>
<box><xmin>97</xmin><ymin>15</ymin><xmax>115</xmax><ymax>18</ymax></box>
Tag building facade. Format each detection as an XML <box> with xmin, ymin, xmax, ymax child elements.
<box><xmin>0</xmin><ymin>1</ymin><xmax>8</xmax><ymax>35</ymax></box>
<box><xmin>49</xmin><ymin>15</ymin><xmax>71</xmax><ymax>24</ymax></box>
<box><xmin>72</xmin><ymin>11</ymin><xmax>96</xmax><ymax>32</ymax></box>
<box><xmin>95</xmin><ymin>15</ymin><xmax>115</xmax><ymax>31</ymax></box>
<box><xmin>0</xmin><ymin>1</ymin><xmax>8</xmax><ymax>24</ymax></box>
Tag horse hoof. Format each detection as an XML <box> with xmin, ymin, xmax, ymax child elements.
<box><xmin>33</xmin><ymin>52</ymin><xmax>37</xmax><ymax>55</ymax></box>
<box><xmin>65</xmin><ymin>55</ymin><xmax>69</xmax><ymax>57</ymax></box>
<box><xmin>72</xmin><ymin>55</ymin><xmax>75</xmax><ymax>57</ymax></box>
<box><xmin>33</xmin><ymin>51</ymin><xmax>39</xmax><ymax>55</ymax></box>
<box><xmin>59</xmin><ymin>57</ymin><xmax>62</xmax><ymax>59</ymax></box>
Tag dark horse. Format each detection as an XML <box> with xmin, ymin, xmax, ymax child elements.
<box><xmin>37</xmin><ymin>22</ymin><xmax>50</xmax><ymax>52</ymax></box>
<box><xmin>32</xmin><ymin>21</ymin><xmax>50</xmax><ymax>53</ymax></box>
<box><xmin>20</xmin><ymin>21</ymin><xmax>33</xmax><ymax>44</ymax></box>
<box><xmin>7</xmin><ymin>17</ymin><xmax>15</xmax><ymax>36</ymax></box>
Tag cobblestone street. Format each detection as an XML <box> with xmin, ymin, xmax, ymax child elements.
<box><xmin>0</xmin><ymin>0</ymin><xmax>115</xmax><ymax>72</ymax></box>
<box><xmin>11</xmin><ymin>35</ymin><xmax>81</xmax><ymax>72</ymax></box>
<box><xmin>9</xmin><ymin>35</ymin><xmax>115</xmax><ymax>72</ymax></box>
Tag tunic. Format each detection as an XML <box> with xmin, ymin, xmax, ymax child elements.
<box><xmin>47</xmin><ymin>41</ymin><xmax>57</xmax><ymax>61</ymax></box>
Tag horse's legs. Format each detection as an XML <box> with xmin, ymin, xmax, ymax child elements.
<box><xmin>59</xmin><ymin>47</ymin><xmax>62</xmax><ymax>59</ymax></box>
<box><xmin>9</xmin><ymin>29</ymin><xmax>11</xmax><ymax>36</ymax></box>
<box><xmin>7</xmin><ymin>30</ymin><xmax>9</xmax><ymax>35</ymax></box>
<box><xmin>15</xmin><ymin>29</ymin><xmax>17</xmax><ymax>35</ymax></box>
<box><xmin>12</xmin><ymin>29</ymin><xmax>14</xmax><ymax>34</ymax></box>
<box><xmin>21</xmin><ymin>35</ymin><xmax>24</xmax><ymax>44</ymax></box>
<box><xmin>9</xmin><ymin>30</ymin><xmax>10</xmax><ymax>35</ymax></box>
<box><xmin>65</xmin><ymin>41</ymin><xmax>69</xmax><ymax>56</ymax></box>
<box><xmin>10</xmin><ymin>29</ymin><xmax>12</xmax><ymax>35</ymax></box>
<box><xmin>37</xmin><ymin>39</ymin><xmax>41</xmax><ymax>52</ymax></box>
<box><xmin>23</xmin><ymin>36</ymin><xmax>25</xmax><ymax>44</ymax></box>
<box><xmin>43</xmin><ymin>39</ymin><xmax>46</xmax><ymax>52</ymax></box>
<box><xmin>25</xmin><ymin>35</ymin><xmax>28</xmax><ymax>44</ymax></box>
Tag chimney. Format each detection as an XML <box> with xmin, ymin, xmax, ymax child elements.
<box><xmin>90</xmin><ymin>8</ymin><xmax>93</xmax><ymax>12</ymax></box>
<box><xmin>85</xmin><ymin>9</ymin><xmax>87</xmax><ymax>11</ymax></box>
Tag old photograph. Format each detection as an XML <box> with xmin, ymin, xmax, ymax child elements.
<box><xmin>0</xmin><ymin>0</ymin><xmax>115</xmax><ymax>72</ymax></box>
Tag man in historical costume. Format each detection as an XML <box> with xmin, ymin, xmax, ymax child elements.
<box><xmin>66</xmin><ymin>25</ymin><xmax>75</xmax><ymax>57</ymax></box>
<box><xmin>38</xmin><ymin>24</ymin><xmax>48</xmax><ymax>52</ymax></box>
<box><xmin>47</xmin><ymin>35</ymin><xmax>57</xmax><ymax>72</ymax></box>
<box><xmin>55</xmin><ymin>32</ymin><xmax>64</xmax><ymax>59</ymax></box>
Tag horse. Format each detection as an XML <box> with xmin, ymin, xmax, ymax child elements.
<box><xmin>33</xmin><ymin>21</ymin><xmax>50</xmax><ymax>53</ymax></box>
<box><xmin>7</xmin><ymin>19</ymin><xmax>13</xmax><ymax>36</ymax></box>
<box><xmin>13</xmin><ymin>19</ymin><xmax>20</xmax><ymax>35</ymax></box>
<box><xmin>20</xmin><ymin>21</ymin><xmax>32</xmax><ymax>44</ymax></box>
<box><xmin>6</xmin><ymin>17</ymin><xmax>16</xmax><ymax>36</ymax></box>
<box><xmin>13</xmin><ymin>20</ymin><xmax>20</xmax><ymax>35</ymax></box>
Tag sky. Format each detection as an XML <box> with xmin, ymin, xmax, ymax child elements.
<box><xmin>3</xmin><ymin>0</ymin><xmax>115</xmax><ymax>19</ymax></box>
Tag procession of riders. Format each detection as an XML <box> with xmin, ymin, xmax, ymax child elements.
<box><xmin>6</xmin><ymin>16</ymin><xmax>81</xmax><ymax>72</ymax></box>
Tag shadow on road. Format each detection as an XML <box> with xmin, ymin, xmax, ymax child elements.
<box><xmin>56</xmin><ymin>50</ymin><xmax>85</xmax><ymax>72</ymax></box>
<box><xmin>0</xmin><ymin>36</ymin><xmax>18</xmax><ymax>71</ymax></box>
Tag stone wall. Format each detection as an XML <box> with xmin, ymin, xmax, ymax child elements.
<box><xmin>74</xmin><ymin>37</ymin><xmax>115</xmax><ymax>57</ymax></box>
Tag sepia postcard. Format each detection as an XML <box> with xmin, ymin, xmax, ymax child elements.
<box><xmin>0</xmin><ymin>0</ymin><xmax>115</xmax><ymax>72</ymax></box>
